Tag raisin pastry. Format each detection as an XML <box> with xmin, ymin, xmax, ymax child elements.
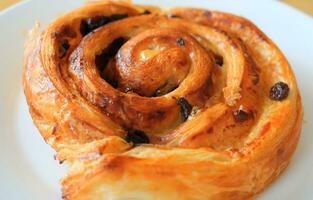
<box><xmin>23</xmin><ymin>1</ymin><xmax>303</xmax><ymax>199</ymax></box>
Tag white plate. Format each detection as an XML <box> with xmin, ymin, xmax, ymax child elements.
<box><xmin>1</xmin><ymin>0</ymin><xmax>312</xmax><ymax>199</ymax></box>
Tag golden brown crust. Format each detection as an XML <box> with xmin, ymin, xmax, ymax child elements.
<box><xmin>23</xmin><ymin>1</ymin><xmax>303</xmax><ymax>200</ymax></box>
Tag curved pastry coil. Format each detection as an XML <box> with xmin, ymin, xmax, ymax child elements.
<box><xmin>23</xmin><ymin>1</ymin><xmax>303</xmax><ymax>200</ymax></box>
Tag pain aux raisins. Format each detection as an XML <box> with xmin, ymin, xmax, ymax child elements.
<box><xmin>269</xmin><ymin>82</ymin><xmax>289</xmax><ymax>101</ymax></box>
<box><xmin>125</xmin><ymin>130</ymin><xmax>150</xmax><ymax>144</ymax></box>
<box><xmin>177</xmin><ymin>97</ymin><xmax>192</xmax><ymax>121</ymax></box>
<box><xmin>80</xmin><ymin>14</ymin><xmax>128</xmax><ymax>36</ymax></box>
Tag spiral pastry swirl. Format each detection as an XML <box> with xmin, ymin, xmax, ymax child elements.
<box><xmin>23</xmin><ymin>1</ymin><xmax>303</xmax><ymax>200</ymax></box>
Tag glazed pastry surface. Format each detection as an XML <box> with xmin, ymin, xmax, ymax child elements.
<box><xmin>23</xmin><ymin>1</ymin><xmax>303</xmax><ymax>199</ymax></box>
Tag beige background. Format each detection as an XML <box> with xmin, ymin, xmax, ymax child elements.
<box><xmin>0</xmin><ymin>0</ymin><xmax>313</xmax><ymax>16</ymax></box>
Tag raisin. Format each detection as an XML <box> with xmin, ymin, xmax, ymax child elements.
<box><xmin>80</xmin><ymin>14</ymin><xmax>128</xmax><ymax>36</ymax></box>
<box><xmin>168</xmin><ymin>14</ymin><xmax>180</xmax><ymax>18</ymax></box>
<box><xmin>269</xmin><ymin>82</ymin><xmax>289</xmax><ymax>101</ymax></box>
<box><xmin>79</xmin><ymin>19</ymin><xmax>89</xmax><ymax>36</ymax></box>
<box><xmin>233</xmin><ymin>110</ymin><xmax>250</xmax><ymax>122</ymax></box>
<box><xmin>176</xmin><ymin>38</ymin><xmax>185</xmax><ymax>46</ymax></box>
<box><xmin>177</xmin><ymin>97</ymin><xmax>192</xmax><ymax>121</ymax></box>
<box><xmin>59</xmin><ymin>39</ymin><xmax>70</xmax><ymax>58</ymax></box>
<box><xmin>80</xmin><ymin>15</ymin><xmax>110</xmax><ymax>36</ymax></box>
<box><xmin>141</xmin><ymin>10</ymin><xmax>151</xmax><ymax>15</ymax></box>
<box><xmin>95</xmin><ymin>37</ymin><xmax>126</xmax><ymax>72</ymax></box>
<box><xmin>62</xmin><ymin>40</ymin><xmax>70</xmax><ymax>50</ymax></box>
<box><xmin>125</xmin><ymin>130</ymin><xmax>149</xmax><ymax>144</ymax></box>
<box><xmin>110</xmin><ymin>14</ymin><xmax>128</xmax><ymax>21</ymax></box>
<box><xmin>88</xmin><ymin>15</ymin><xmax>110</xmax><ymax>31</ymax></box>
<box><xmin>214</xmin><ymin>54</ymin><xmax>223</xmax><ymax>66</ymax></box>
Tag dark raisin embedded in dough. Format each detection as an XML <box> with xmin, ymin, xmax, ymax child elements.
<box><xmin>80</xmin><ymin>19</ymin><xmax>89</xmax><ymax>36</ymax></box>
<box><xmin>177</xmin><ymin>97</ymin><xmax>192</xmax><ymax>121</ymax></box>
<box><xmin>167</xmin><ymin>14</ymin><xmax>180</xmax><ymax>18</ymax></box>
<box><xmin>107</xmin><ymin>79</ymin><xmax>118</xmax><ymax>88</ymax></box>
<box><xmin>80</xmin><ymin>15</ymin><xmax>110</xmax><ymax>36</ymax></box>
<box><xmin>141</xmin><ymin>10</ymin><xmax>151</xmax><ymax>15</ymax></box>
<box><xmin>59</xmin><ymin>39</ymin><xmax>70</xmax><ymax>58</ymax></box>
<box><xmin>62</xmin><ymin>40</ymin><xmax>70</xmax><ymax>50</ymax></box>
<box><xmin>80</xmin><ymin>14</ymin><xmax>128</xmax><ymax>36</ymax></box>
<box><xmin>214</xmin><ymin>54</ymin><xmax>223</xmax><ymax>66</ymax></box>
<box><xmin>109</xmin><ymin>13</ymin><xmax>128</xmax><ymax>21</ymax></box>
<box><xmin>95</xmin><ymin>37</ymin><xmax>126</xmax><ymax>72</ymax></box>
<box><xmin>87</xmin><ymin>15</ymin><xmax>111</xmax><ymax>32</ymax></box>
<box><xmin>269</xmin><ymin>82</ymin><xmax>289</xmax><ymax>101</ymax></box>
<box><xmin>176</xmin><ymin>38</ymin><xmax>185</xmax><ymax>46</ymax></box>
<box><xmin>125</xmin><ymin>130</ymin><xmax>149</xmax><ymax>144</ymax></box>
<box><xmin>233</xmin><ymin>110</ymin><xmax>250</xmax><ymax>122</ymax></box>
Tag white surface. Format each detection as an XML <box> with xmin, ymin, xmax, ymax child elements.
<box><xmin>0</xmin><ymin>0</ymin><xmax>312</xmax><ymax>199</ymax></box>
